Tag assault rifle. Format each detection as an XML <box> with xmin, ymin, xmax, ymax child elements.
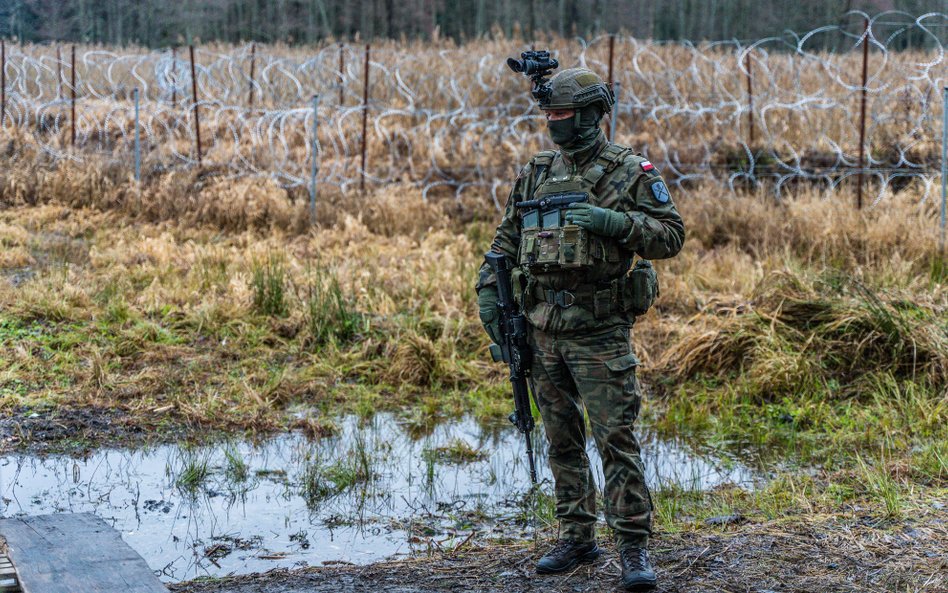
<box><xmin>485</xmin><ymin>251</ymin><xmax>538</xmax><ymax>484</ymax></box>
<box><xmin>514</xmin><ymin>191</ymin><xmax>588</xmax><ymax>212</ymax></box>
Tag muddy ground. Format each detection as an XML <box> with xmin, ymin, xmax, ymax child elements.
<box><xmin>0</xmin><ymin>406</ymin><xmax>228</xmax><ymax>454</ymax></box>
<box><xmin>172</xmin><ymin>513</ymin><xmax>948</xmax><ymax>593</ymax></box>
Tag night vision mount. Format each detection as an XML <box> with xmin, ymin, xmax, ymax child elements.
<box><xmin>506</xmin><ymin>50</ymin><xmax>559</xmax><ymax>106</ymax></box>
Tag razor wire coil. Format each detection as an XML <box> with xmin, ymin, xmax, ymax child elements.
<box><xmin>0</xmin><ymin>10</ymin><xmax>945</xmax><ymax>208</ymax></box>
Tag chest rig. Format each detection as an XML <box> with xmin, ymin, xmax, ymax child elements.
<box><xmin>516</xmin><ymin>144</ymin><xmax>632</xmax><ymax>274</ymax></box>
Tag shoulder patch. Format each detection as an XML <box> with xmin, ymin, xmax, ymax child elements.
<box><xmin>640</xmin><ymin>160</ymin><xmax>655</xmax><ymax>172</ymax></box>
<box><xmin>650</xmin><ymin>181</ymin><xmax>671</xmax><ymax>203</ymax></box>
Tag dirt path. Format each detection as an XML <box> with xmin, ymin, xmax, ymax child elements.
<box><xmin>172</xmin><ymin>512</ymin><xmax>948</xmax><ymax>593</ymax></box>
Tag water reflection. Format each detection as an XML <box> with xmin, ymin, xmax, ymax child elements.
<box><xmin>0</xmin><ymin>414</ymin><xmax>757</xmax><ymax>582</ymax></box>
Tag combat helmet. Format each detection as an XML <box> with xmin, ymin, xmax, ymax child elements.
<box><xmin>542</xmin><ymin>67</ymin><xmax>614</xmax><ymax>114</ymax></box>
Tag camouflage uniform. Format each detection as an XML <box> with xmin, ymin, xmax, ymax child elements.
<box><xmin>476</xmin><ymin>70</ymin><xmax>684</xmax><ymax>550</ymax></box>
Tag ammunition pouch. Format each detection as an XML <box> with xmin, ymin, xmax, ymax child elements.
<box><xmin>519</xmin><ymin>223</ymin><xmax>593</xmax><ymax>272</ymax></box>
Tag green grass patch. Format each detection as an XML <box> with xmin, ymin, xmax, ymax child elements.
<box><xmin>423</xmin><ymin>439</ymin><xmax>487</xmax><ymax>464</ymax></box>
<box><xmin>251</xmin><ymin>254</ymin><xmax>288</xmax><ymax>317</ymax></box>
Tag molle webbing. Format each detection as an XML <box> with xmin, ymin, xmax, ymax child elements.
<box><xmin>580</xmin><ymin>144</ymin><xmax>632</xmax><ymax>189</ymax></box>
<box><xmin>530</xmin><ymin>150</ymin><xmax>557</xmax><ymax>193</ymax></box>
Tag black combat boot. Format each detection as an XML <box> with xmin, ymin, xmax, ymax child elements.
<box><xmin>535</xmin><ymin>539</ymin><xmax>601</xmax><ymax>574</ymax></box>
<box><xmin>619</xmin><ymin>547</ymin><xmax>657</xmax><ymax>591</ymax></box>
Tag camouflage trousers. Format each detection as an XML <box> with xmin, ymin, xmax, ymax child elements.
<box><xmin>529</xmin><ymin>324</ymin><xmax>652</xmax><ymax>548</ymax></box>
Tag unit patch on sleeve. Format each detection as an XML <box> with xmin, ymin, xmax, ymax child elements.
<box><xmin>650</xmin><ymin>181</ymin><xmax>670</xmax><ymax>203</ymax></box>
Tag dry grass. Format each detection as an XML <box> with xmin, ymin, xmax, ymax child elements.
<box><xmin>2</xmin><ymin>36</ymin><xmax>943</xmax><ymax>196</ymax></box>
<box><xmin>0</xmin><ymin>150</ymin><xmax>945</xmax><ymax>561</ymax></box>
<box><xmin>659</xmin><ymin>271</ymin><xmax>948</xmax><ymax>390</ymax></box>
<box><xmin>0</xmin><ymin>172</ymin><xmax>942</xmax><ymax>434</ymax></box>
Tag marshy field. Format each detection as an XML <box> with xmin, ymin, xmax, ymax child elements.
<box><xmin>1</xmin><ymin>23</ymin><xmax>947</xmax><ymax>593</ymax></box>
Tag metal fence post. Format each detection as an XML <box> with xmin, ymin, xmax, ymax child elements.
<box><xmin>134</xmin><ymin>87</ymin><xmax>141</xmax><ymax>182</ymax></box>
<box><xmin>189</xmin><ymin>45</ymin><xmax>203</xmax><ymax>166</ymax></box>
<box><xmin>310</xmin><ymin>94</ymin><xmax>320</xmax><ymax>226</ymax></box>
<box><xmin>360</xmin><ymin>43</ymin><xmax>370</xmax><ymax>192</ymax></box>
<box><xmin>856</xmin><ymin>17</ymin><xmax>870</xmax><ymax>210</ymax></box>
<box><xmin>610</xmin><ymin>81</ymin><xmax>621</xmax><ymax>142</ymax></box>
<box><xmin>941</xmin><ymin>86</ymin><xmax>947</xmax><ymax>255</ymax></box>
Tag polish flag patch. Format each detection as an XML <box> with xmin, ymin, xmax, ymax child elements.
<box><xmin>640</xmin><ymin>161</ymin><xmax>655</xmax><ymax>172</ymax></box>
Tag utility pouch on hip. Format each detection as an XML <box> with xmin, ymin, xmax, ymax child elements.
<box><xmin>593</xmin><ymin>285</ymin><xmax>616</xmax><ymax>319</ymax></box>
<box><xmin>627</xmin><ymin>259</ymin><xmax>659</xmax><ymax>316</ymax></box>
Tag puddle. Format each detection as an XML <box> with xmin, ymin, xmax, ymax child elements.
<box><xmin>0</xmin><ymin>414</ymin><xmax>759</xmax><ymax>582</ymax></box>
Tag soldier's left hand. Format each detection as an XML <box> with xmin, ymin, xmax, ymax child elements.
<box><xmin>564</xmin><ymin>202</ymin><xmax>630</xmax><ymax>239</ymax></box>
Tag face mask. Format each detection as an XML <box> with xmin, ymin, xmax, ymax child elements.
<box><xmin>546</xmin><ymin>106</ymin><xmax>602</xmax><ymax>149</ymax></box>
<box><xmin>547</xmin><ymin>117</ymin><xmax>578</xmax><ymax>146</ymax></box>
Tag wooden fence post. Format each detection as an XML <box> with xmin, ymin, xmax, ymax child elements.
<box><xmin>607</xmin><ymin>34</ymin><xmax>615</xmax><ymax>88</ymax></box>
<box><xmin>745</xmin><ymin>51</ymin><xmax>755</xmax><ymax>146</ymax></box>
<box><xmin>310</xmin><ymin>94</ymin><xmax>320</xmax><ymax>225</ymax></box>
<box><xmin>856</xmin><ymin>17</ymin><xmax>870</xmax><ymax>210</ymax></box>
<box><xmin>71</xmin><ymin>45</ymin><xmax>76</xmax><ymax>146</ymax></box>
<box><xmin>610</xmin><ymin>82</ymin><xmax>621</xmax><ymax>142</ymax></box>
<box><xmin>606</xmin><ymin>34</ymin><xmax>616</xmax><ymax>140</ymax></box>
<box><xmin>134</xmin><ymin>88</ymin><xmax>141</xmax><ymax>182</ymax></box>
<box><xmin>338</xmin><ymin>43</ymin><xmax>345</xmax><ymax>106</ymax></box>
<box><xmin>189</xmin><ymin>45</ymin><xmax>203</xmax><ymax>165</ymax></box>
<box><xmin>56</xmin><ymin>46</ymin><xmax>63</xmax><ymax>99</ymax></box>
<box><xmin>171</xmin><ymin>46</ymin><xmax>177</xmax><ymax>106</ymax></box>
<box><xmin>1</xmin><ymin>39</ymin><xmax>6</xmax><ymax>128</ymax></box>
<box><xmin>360</xmin><ymin>43</ymin><xmax>370</xmax><ymax>192</ymax></box>
<box><xmin>248</xmin><ymin>42</ymin><xmax>256</xmax><ymax>109</ymax></box>
<box><xmin>940</xmin><ymin>86</ymin><xmax>947</xmax><ymax>255</ymax></box>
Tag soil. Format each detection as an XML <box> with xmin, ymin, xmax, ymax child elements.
<box><xmin>171</xmin><ymin>513</ymin><xmax>948</xmax><ymax>593</ymax></box>
<box><xmin>0</xmin><ymin>406</ymin><xmax>211</xmax><ymax>454</ymax></box>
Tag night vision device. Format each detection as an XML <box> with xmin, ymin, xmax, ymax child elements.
<box><xmin>506</xmin><ymin>50</ymin><xmax>559</xmax><ymax>105</ymax></box>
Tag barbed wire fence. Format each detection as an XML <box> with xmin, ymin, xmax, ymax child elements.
<box><xmin>0</xmin><ymin>10</ymin><xmax>945</xmax><ymax>226</ymax></box>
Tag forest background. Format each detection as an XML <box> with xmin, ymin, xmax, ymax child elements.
<box><xmin>2</xmin><ymin>0</ymin><xmax>944</xmax><ymax>47</ymax></box>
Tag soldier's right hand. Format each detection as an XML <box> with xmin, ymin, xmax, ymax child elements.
<box><xmin>477</xmin><ymin>286</ymin><xmax>502</xmax><ymax>345</ymax></box>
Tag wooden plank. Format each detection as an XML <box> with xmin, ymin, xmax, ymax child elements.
<box><xmin>0</xmin><ymin>513</ymin><xmax>166</xmax><ymax>593</ymax></box>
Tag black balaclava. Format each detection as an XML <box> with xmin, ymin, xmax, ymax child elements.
<box><xmin>547</xmin><ymin>105</ymin><xmax>603</xmax><ymax>153</ymax></box>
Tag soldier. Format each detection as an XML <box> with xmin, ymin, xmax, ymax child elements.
<box><xmin>476</xmin><ymin>67</ymin><xmax>684</xmax><ymax>591</ymax></box>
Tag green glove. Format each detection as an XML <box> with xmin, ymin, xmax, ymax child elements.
<box><xmin>564</xmin><ymin>202</ymin><xmax>631</xmax><ymax>239</ymax></box>
<box><xmin>477</xmin><ymin>286</ymin><xmax>502</xmax><ymax>344</ymax></box>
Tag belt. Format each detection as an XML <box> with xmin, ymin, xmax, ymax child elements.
<box><xmin>533</xmin><ymin>278</ymin><xmax>625</xmax><ymax>317</ymax></box>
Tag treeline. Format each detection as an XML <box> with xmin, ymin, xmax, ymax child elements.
<box><xmin>1</xmin><ymin>0</ymin><xmax>943</xmax><ymax>48</ymax></box>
